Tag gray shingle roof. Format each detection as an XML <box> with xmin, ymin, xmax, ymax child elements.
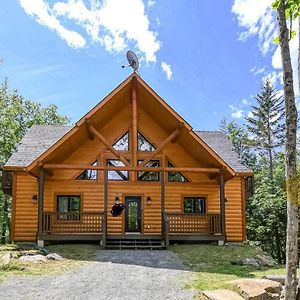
<box><xmin>196</xmin><ymin>131</ymin><xmax>251</xmax><ymax>174</ymax></box>
<box><xmin>5</xmin><ymin>125</ymin><xmax>72</xmax><ymax>167</ymax></box>
<box><xmin>5</xmin><ymin>125</ymin><xmax>252</xmax><ymax>174</ymax></box>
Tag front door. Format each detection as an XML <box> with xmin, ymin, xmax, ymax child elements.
<box><xmin>125</xmin><ymin>196</ymin><xmax>141</xmax><ymax>233</ymax></box>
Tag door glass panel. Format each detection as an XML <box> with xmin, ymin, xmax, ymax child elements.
<box><xmin>127</xmin><ymin>200</ymin><xmax>138</xmax><ymax>231</ymax></box>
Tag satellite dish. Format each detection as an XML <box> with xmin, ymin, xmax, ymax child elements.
<box><xmin>122</xmin><ymin>51</ymin><xmax>139</xmax><ymax>72</ymax></box>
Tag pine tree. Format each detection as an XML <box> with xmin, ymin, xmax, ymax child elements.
<box><xmin>246</xmin><ymin>79</ymin><xmax>285</xmax><ymax>181</ymax></box>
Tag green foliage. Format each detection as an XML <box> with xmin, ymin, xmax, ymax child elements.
<box><xmin>220</xmin><ymin>80</ymin><xmax>287</xmax><ymax>263</ymax></box>
<box><xmin>0</xmin><ymin>78</ymin><xmax>69</xmax><ymax>243</ymax></box>
<box><xmin>246</xmin><ymin>79</ymin><xmax>285</xmax><ymax>153</ymax></box>
<box><xmin>272</xmin><ymin>0</ymin><xmax>300</xmax><ymax>19</ymax></box>
<box><xmin>171</xmin><ymin>244</ymin><xmax>285</xmax><ymax>291</ymax></box>
<box><xmin>220</xmin><ymin>118</ymin><xmax>257</xmax><ymax>170</ymax></box>
<box><xmin>247</xmin><ymin>156</ymin><xmax>287</xmax><ymax>264</ymax></box>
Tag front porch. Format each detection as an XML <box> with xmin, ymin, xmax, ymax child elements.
<box><xmin>38</xmin><ymin>211</ymin><xmax>223</xmax><ymax>247</ymax></box>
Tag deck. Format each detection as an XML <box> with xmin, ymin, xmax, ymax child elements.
<box><xmin>39</xmin><ymin>212</ymin><xmax>223</xmax><ymax>245</ymax></box>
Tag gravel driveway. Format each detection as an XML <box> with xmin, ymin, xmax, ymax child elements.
<box><xmin>0</xmin><ymin>250</ymin><xmax>196</xmax><ymax>300</ymax></box>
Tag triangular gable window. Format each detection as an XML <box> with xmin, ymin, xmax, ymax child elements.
<box><xmin>113</xmin><ymin>131</ymin><xmax>129</xmax><ymax>151</ymax></box>
<box><xmin>76</xmin><ymin>160</ymin><xmax>98</xmax><ymax>180</ymax></box>
<box><xmin>168</xmin><ymin>162</ymin><xmax>188</xmax><ymax>182</ymax></box>
<box><xmin>138</xmin><ymin>132</ymin><xmax>155</xmax><ymax>151</ymax></box>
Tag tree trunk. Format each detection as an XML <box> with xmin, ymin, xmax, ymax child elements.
<box><xmin>268</xmin><ymin>147</ymin><xmax>274</xmax><ymax>181</ymax></box>
<box><xmin>0</xmin><ymin>196</ymin><xmax>8</xmax><ymax>244</ymax></box>
<box><xmin>277</xmin><ymin>2</ymin><xmax>299</xmax><ymax>300</ymax></box>
<box><xmin>274</xmin><ymin>224</ymin><xmax>282</xmax><ymax>264</ymax></box>
<box><xmin>298</xmin><ymin>16</ymin><xmax>300</xmax><ymax>96</ymax></box>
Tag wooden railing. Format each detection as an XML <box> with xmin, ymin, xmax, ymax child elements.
<box><xmin>166</xmin><ymin>213</ymin><xmax>221</xmax><ymax>235</ymax></box>
<box><xmin>42</xmin><ymin>212</ymin><xmax>103</xmax><ymax>234</ymax></box>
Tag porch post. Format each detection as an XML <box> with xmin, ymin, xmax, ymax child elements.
<box><xmin>102</xmin><ymin>169</ymin><xmax>108</xmax><ymax>248</ymax></box>
<box><xmin>220</xmin><ymin>172</ymin><xmax>226</xmax><ymax>244</ymax></box>
<box><xmin>37</xmin><ymin>167</ymin><xmax>45</xmax><ymax>247</ymax></box>
<box><xmin>161</xmin><ymin>171</ymin><xmax>168</xmax><ymax>246</ymax></box>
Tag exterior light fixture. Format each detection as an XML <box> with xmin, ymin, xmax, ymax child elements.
<box><xmin>32</xmin><ymin>195</ymin><xmax>38</xmax><ymax>204</ymax></box>
<box><xmin>115</xmin><ymin>196</ymin><xmax>120</xmax><ymax>204</ymax></box>
<box><xmin>146</xmin><ymin>196</ymin><xmax>151</xmax><ymax>205</ymax></box>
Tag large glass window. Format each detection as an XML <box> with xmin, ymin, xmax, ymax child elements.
<box><xmin>138</xmin><ymin>132</ymin><xmax>155</xmax><ymax>151</ymax></box>
<box><xmin>107</xmin><ymin>159</ymin><xmax>129</xmax><ymax>181</ymax></box>
<box><xmin>183</xmin><ymin>197</ymin><xmax>206</xmax><ymax>214</ymax></box>
<box><xmin>113</xmin><ymin>131</ymin><xmax>129</xmax><ymax>151</ymax></box>
<box><xmin>168</xmin><ymin>162</ymin><xmax>188</xmax><ymax>182</ymax></box>
<box><xmin>76</xmin><ymin>160</ymin><xmax>98</xmax><ymax>180</ymax></box>
<box><xmin>137</xmin><ymin>160</ymin><xmax>160</xmax><ymax>181</ymax></box>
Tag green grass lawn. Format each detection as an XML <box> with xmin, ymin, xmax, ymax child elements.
<box><xmin>170</xmin><ymin>244</ymin><xmax>285</xmax><ymax>291</ymax></box>
<box><xmin>0</xmin><ymin>243</ymin><xmax>100</xmax><ymax>282</ymax></box>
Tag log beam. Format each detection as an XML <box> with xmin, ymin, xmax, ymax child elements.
<box><xmin>139</xmin><ymin>128</ymin><xmax>182</xmax><ymax>168</ymax></box>
<box><xmin>43</xmin><ymin>163</ymin><xmax>222</xmax><ymax>173</ymax></box>
<box><xmin>86</xmin><ymin>122</ymin><xmax>130</xmax><ymax>167</ymax></box>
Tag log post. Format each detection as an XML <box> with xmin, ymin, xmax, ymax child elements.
<box><xmin>219</xmin><ymin>171</ymin><xmax>226</xmax><ymax>244</ymax></box>
<box><xmin>161</xmin><ymin>171</ymin><xmax>167</xmax><ymax>245</ymax></box>
<box><xmin>102</xmin><ymin>169</ymin><xmax>108</xmax><ymax>248</ymax></box>
<box><xmin>132</xmin><ymin>76</ymin><xmax>138</xmax><ymax>171</ymax></box>
<box><xmin>37</xmin><ymin>168</ymin><xmax>45</xmax><ymax>247</ymax></box>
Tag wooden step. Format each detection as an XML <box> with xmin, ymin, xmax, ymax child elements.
<box><xmin>105</xmin><ymin>238</ymin><xmax>165</xmax><ymax>250</ymax></box>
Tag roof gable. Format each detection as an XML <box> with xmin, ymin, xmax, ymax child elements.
<box><xmin>4</xmin><ymin>74</ymin><xmax>252</xmax><ymax>176</ymax></box>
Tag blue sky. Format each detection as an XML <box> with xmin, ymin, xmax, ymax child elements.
<box><xmin>0</xmin><ymin>0</ymin><xmax>293</xmax><ymax>130</ymax></box>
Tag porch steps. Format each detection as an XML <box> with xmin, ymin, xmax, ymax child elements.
<box><xmin>105</xmin><ymin>238</ymin><xmax>165</xmax><ymax>250</ymax></box>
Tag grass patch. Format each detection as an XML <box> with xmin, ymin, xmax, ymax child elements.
<box><xmin>170</xmin><ymin>244</ymin><xmax>285</xmax><ymax>291</ymax></box>
<box><xmin>0</xmin><ymin>243</ymin><xmax>100</xmax><ymax>282</ymax></box>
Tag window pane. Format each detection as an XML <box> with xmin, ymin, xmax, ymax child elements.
<box><xmin>184</xmin><ymin>197</ymin><xmax>206</xmax><ymax>213</ymax></box>
<box><xmin>168</xmin><ymin>162</ymin><xmax>188</xmax><ymax>182</ymax></box>
<box><xmin>76</xmin><ymin>160</ymin><xmax>98</xmax><ymax>180</ymax></box>
<box><xmin>138</xmin><ymin>132</ymin><xmax>155</xmax><ymax>151</ymax></box>
<box><xmin>184</xmin><ymin>198</ymin><xmax>194</xmax><ymax>213</ymax></box>
<box><xmin>194</xmin><ymin>198</ymin><xmax>205</xmax><ymax>213</ymax></box>
<box><xmin>58</xmin><ymin>196</ymin><xmax>69</xmax><ymax>212</ymax></box>
<box><xmin>69</xmin><ymin>196</ymin><xmax>80</xmax><ymax>212</ymax></box>
<box><xmin>107</xmin><ymin>159</ymin><xmax>129</xmax><ymax>180</ymax></box>
<box><xmin>137</xmin><ymin>160</ymin><xmax>160</xmax><ymax>181</ymax></box>
<box><xmin>113</xmin><ymin>132</ymin><xmax>129</xmax><ymax>151</ymax></box>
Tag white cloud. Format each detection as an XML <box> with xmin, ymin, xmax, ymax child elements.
<box><xmin>231</xmin><ymin>0</ymin><xmax>275</xmax><ymax>54</ymax></box>
<box><xmin>250</xmin><ymin>66</ymin><xmax>265</xmax><ymax>75</ymax></box>
<box><xmin>242</xmin><ymin>98</ymin><xmax>250</xmax><ymax>106</ymax></box>
<box><xmin>247</xmin><ymin>111</ymin><xmax>254</xmax><ymax>118</ymax></box>
<box><xmin>148</xmin><ymin>0</ymin><xmax>155</xmax><ymax>7</ymax></box>
<box><xmin>229</xmin><ymin>104</ymin><xmax>244</xmax><ymax>119</ymax></box>
<box><xmin>263</xmin><ymin>71</ymin><xmax>282</xmax><ymax>87</ymax></box>
<box><xmin>19</xmin><ymin>0</ymin><xmax>86</xmax><ymax>48</ymax></box>
<box><xmin>232</xmin><ymin>0</ymin><xmax>300</xmax><ymax>97</ymax></box>
<box><xmin>20</xmin><ymin>0</ymin><xmax>161</xmax><ymax>63</ymax></box>
<box><xmin>161</xmin><ymin>61</ymin><xmax>173</xmax><ymax>80</ymax></box>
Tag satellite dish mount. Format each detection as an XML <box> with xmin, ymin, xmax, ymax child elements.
<box><xmin>122</xmin><ymin>51</ymin><xmax>140</xmax><ymax>75</ymax></box>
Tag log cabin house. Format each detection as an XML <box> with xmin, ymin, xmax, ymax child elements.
<box><xmin>2</xmin><ymin>74</ymin><xmax>253</xmax><ymax>249</ymax></box>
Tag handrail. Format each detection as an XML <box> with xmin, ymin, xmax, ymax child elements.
<box><xmin>42</xmin><ymin>212</ymin><xmax>104</xmax><ymax>234</ymax></box>
<box><xmin>166</xmin><ymin>213</ymin><xmax>221</xmax><ymax>235</ymax></box>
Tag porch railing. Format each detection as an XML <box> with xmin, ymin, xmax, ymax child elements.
<box><xmin>166</xmin><ymin>213</ymin><xmax>221</xmax><ymax>235</ymax></box>
<box><xmin>42</xmin><ymin>212</ymin><xmax>104</xmax><ymax>234</ymax></box>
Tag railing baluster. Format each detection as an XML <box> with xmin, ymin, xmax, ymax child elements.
<box><xmin>166</xmin><ymin>213</ymin><xmax>221</xmax><ymax>235</ymax></box>
<box><xmin>41</xmin><ymin>212</ymin><xmax>104</xmax><ymax>234</ymax></box>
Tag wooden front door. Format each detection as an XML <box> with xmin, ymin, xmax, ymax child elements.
<box><xmin>125</xmin><ymin>196</ymin><xmax>141</xmax><ymax>233</ymax></box>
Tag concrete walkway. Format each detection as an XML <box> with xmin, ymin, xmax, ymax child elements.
<box><xmin>0</xmin><ymin>250</ymin><xmax>196</xmax><ymax>300</ymax></box>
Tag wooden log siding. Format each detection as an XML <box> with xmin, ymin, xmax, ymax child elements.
<box><xmin>167</xmin><ymin>213</ymin><xmax>221</xmax><ymax>235</ymax></box>
<box><xmin>42</xmin><ymin>212</ymin><xmax>103</xmax><ymax>234</ymax></box>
